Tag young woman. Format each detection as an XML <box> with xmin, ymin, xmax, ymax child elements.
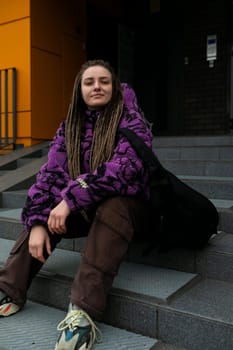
<box><xmin>0</xmin><ymin>59</ymin><xmax>153</xmax><ymax>350</ymax></box>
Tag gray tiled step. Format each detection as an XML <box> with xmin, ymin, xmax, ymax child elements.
<box><xmin>0</xmin><ymin>301</ymin><xmax>157</xmax><ymax>350</ymax></box>
<box><xmin>0</xmin><ymin>238</ymin><xmax>198</xmax><ymax>306</ymax></box>
<box><xmin>160</xmin><ymin>278</ymin><xmax>233</xmax><ymax>350</ymax></box>
<box><xmin>0</xmin><ymin>212</ymin><xmax>233</xmax><ymax>284</ymax></box>
<box><xmin>153</xmin><ymin>134</ymin><xmax>233</xmax><ymax>147</ymax></box>
<box><xmin>3</xmin><ymin>182</ymin><xmax>232</xmax><ymax>209</ymax></box>
<box><xmin>0</xmin><ymin>223</ymin><xmax>233</xmax><ymax>282</ymax></box>
<box><xmin>0</xmin><ymin>141</ymin><xmax>50</xmax><ymax>169</ymax></box>
<box><xmin>1</xmin><ymin>185</ymin><xmax>233</xmax><ymax>211</ymax></box>
<box><xmin>0</xmin><ymin>170</ymin><xmax>10</xmax><ymax>176</ymax></box>
<box><xmin>0</xmin><ymin>237</ymin><xmax>198</xmax><ymax>342</ymax></box>
<box><xmin>128</xmin><ymin>232</ymin><xmax>233</xmax><ymax>283</ymax></box>
<box><xmin>1</xmin><ymin>190</ymin><xmax>27</xmax><ymax>208</ymax></box>
<box><xmin>161</xmin><ymin>159</ymin><xmax>233</xmax><ymax>177</ymax></box>
<box><xmin>107</xmin><ymin>277</ymin><xmax>233</xmax><ymax>349</ymax></box>
<box><xmin>0</xmin><ymin>155</ymin><xmax>48</xmax><ymax>193</ymax></box>
<box><xmin>0</xmin><ymin>197</ymin><xmax>232</xmax><ymax>214</ymax></box>
<box><xmin>1</xmin><ymin>237</ymin><xmax>233</xmax><ymax>350</ymax></box>
<box><xmin>44</xmin><ymin>231</ymin><xmax>233</xmax><ymax>285</ymax></box>
<box><xmin>0</xmin><ymin>156</ymin><xmax>46</xmax><ymax>172</ymax></box>
<box><xmin>2</xmin><ymin>174</ymin><xmax>233</xmax><ymax>207</ymax></box>
<box><xmin>0</xmin><ymin>196</ymin><xmax>232</xmax><ymax>241</ymax></box>
<box><xmin>155</xmin><ymin>145</ymin><xmax>233</xmax><ymax>161</ymax></box>
<box><xmin>17</xmin><ymin>157</ymin><xmax>43</xmax><ymax>167</ymax></box>
<box><xmin>179</xmin><ymin>175</ymin><xmax>233</xmax><ymax>200</ymax></box>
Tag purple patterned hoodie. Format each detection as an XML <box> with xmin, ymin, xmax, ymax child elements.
<box><xmin>21</xmin><ymin>83</ymin><xmax>153</xmax><ymax>232</ymax></box>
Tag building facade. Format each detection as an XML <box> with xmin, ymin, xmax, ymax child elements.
<box><xmin>0</xmin><ymin>0</ymin><xmax>232</xmax><ymax>147</ymax></box>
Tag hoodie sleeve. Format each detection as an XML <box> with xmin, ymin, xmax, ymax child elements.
<box><xmin>21</xmin><ymin>121</ymin><xmax>71</xmax><ymax>231</ymax></box>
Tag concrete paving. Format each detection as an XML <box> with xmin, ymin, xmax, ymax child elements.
<box><xmin>0</xmin><ymin>301</ymin><xmax>157</xmax><ymax>350</ymax></box>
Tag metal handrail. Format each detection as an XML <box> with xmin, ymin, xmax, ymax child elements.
<box><xmin>0</xmin><ymin>67</ymin><xmax>17</xmax><ymax>149</ymax></box>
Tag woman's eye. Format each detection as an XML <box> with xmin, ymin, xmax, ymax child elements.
<box><xmin>84</xmin><ymin>81</ymin><xmax>93</xmax><ymax>86</ymax></box>
<box><xmin>101</xmin><ymin>80</ymin><xmax>110</xmax><ymax>85</ymax></box>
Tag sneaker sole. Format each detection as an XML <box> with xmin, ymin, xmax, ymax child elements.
<box><xmin>0</xmin><ymin>303</ymin><xmax>20</xmax><ymax>317</ymax></box>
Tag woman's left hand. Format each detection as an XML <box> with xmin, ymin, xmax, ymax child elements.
<box><xmin>48</xmin><ymin>199</ymin><xmax>71</xmax><ymax>234</ymax></box>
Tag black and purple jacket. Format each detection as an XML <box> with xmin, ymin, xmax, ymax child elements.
<box><xmin>21</xmin><ymin>83</ymin><xmax>153</xmax><ymax>232</ymax></box>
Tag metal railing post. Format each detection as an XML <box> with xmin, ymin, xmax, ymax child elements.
<box><xmin>0</xmin><ymin>70</ymin><xmax>2</xmax><ymax>146</ymax></box>
<box><xmin>0</xmin><ymin>67</ymin><xmax>17</xmax><ymax>150</ymax></box>
<box><xmin>4</xmin><ymin>69</ymin><xmax>9</xmax><ymax>146</ymax></box>
<box><xmin>12</xmin><ymin>68</ymin><xmax>17</xmax><ymax>148</ymax></box>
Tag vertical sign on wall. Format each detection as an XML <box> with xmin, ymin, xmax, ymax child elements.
<box><xmin>206</xmin><ymin>35</ymin><xmax>217</xmax><ymax>68</ymax></box>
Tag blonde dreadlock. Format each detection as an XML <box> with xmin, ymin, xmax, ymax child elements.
<box><xmin>65</xmin><ymin>59</ymin><xmax>124</xmax><ymax>179</ymax></box>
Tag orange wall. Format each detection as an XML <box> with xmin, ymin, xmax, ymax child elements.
<box><xmin>0</xmin><ymin>0</ymin><xmax>31</xmax><ymax>145</ymax></box>
<box><xmin>31</xmin><ymin>0</ymin><xmax>87</xmax><ymax>141</ymax></box>
<box><xmin>0</xmin><ymin>0</ymin><xmax>87</xmax><ymax>146</ymax></box>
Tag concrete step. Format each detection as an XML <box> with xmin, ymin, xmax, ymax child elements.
<box><xmin>155</xmin><ymin>145</ymin><xmax>233</xmax><ymax>161</ymax></box>
<box><xmin>0</xmin><ymin>301</ymin><xmax>188</xmax><ymax>350</ymax></box>
<box><xmin>153</xmin><ymin>134</ymin><xmax>233</xmax><ymax>148</ymax></box>
<box><xmin>1</xmin><ymin>216</ymin><xmax>233</xmax><ymax>284</ymax></box>
<box><xmin>157</xmin><ymin>277</ymin><xmax>233</xmax><ymax>350</ymax></box>
<box><xmin>0</xmin><ymin>197</ymin><xmax>232</xmax><ymax>240</ymax></box>
<box><xmin>1</xmin><ymin>209</ymin><xmax>233</xmax><ymax>284</ymax></box>
<box><xmin>0</xmin><ymin>170</ymin><xmax>8</xmax><ymax>176</ymax></box>
<box><xmin>0</xmin><ymin>155</ymin><xmax>48</xmax><ymax>193</ymax></box>
<box><xmin>0</xmin><ymin>156</ymin><xmax>46</xmax><ymax>173</ymax></box>
<box><xmin>128</xmin><ymin>231</ymin><xmax>233</xmax><ymax>283</ymax></box>
<box><xmin>0</xmin><ymin>238</ymin><xmax>199</xmax><ymax>307</ymax></box>
<box><xmin>1</xmin><ymin>182</ymin><xmax>233</xmax><ymax>213</ymax></box>
<box><xmin>0</xmin><ymin>300</ymin><xmax>158</xmax><ymax>350</ymax></box>
<box><xmin>0</xmin><ymin>141</ymin><xmax>50</xmax><ymax>170</ymax></box>
<box><xmin>0</xmin><ymin>238</ymin><xmax>197</xmax><ymax>348</ymax></box>
<box><xmin>0</xmin><ymin>237</ymin><xmax>233</xmax><ymax>350</ymax></box>
<box><xmin>152</xmin><ymin>134</ymin><xmax>233</xmax><ymax>162</ymax></box>
<box><xmin>180</xmin><ymin>175</ymin><xmax>233</xmax><ymax>200</ymax></box>
<box><xmin>2</xmin><ymin>176</ymin><xmax>233</xmax><ymax>209</ymax></box>
<box><xmin>0</xmin><ymin>189</ymin><xmax>27</xmax><ymax>208</ymax></box>
<box><xmin>161</xmin><ymin>159</ymin><xmax>233</xmax><ymax>177</ymax></box>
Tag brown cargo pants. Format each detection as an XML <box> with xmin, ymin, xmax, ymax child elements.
<box><xmin>0</xmin><ymin>196</ymin><xmax>153</xmax><ymax>320</ymax></box>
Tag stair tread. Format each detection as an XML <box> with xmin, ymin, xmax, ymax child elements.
<box><xmin>153</xmin><ymin>134</ymin><xmax>233</xmax><ymax>147</ymax></box>
<box><xmin>0</xmin><ymin>238</ymin><xmax>198</xmax><ymax>304</ymax></box>
<box><xmin>179</xmin><ymin>174</ymin><xmax>233</xmax><ymax>181</ymax></box>
<box><xmin>2</xmin><ymin>189</ymin><xmax>28</xmax><ymax>194</ymax></box>
<box><xmin>0</xmin><ymin>300</ymin><xmax>157</xmax><ymax>350</ymax></box>
<box><xmin>0</xmin><ymin>208</ymin><xmax>21</xmax><ymax>221</ymax></box>
<box><xmin>169</xmin><ymin>277</ymin><xmax>233</xmax><ymax>324</ymax></box>
<box><xmin>1</xmin><ymin>237</ymin><xmax>233</xmax><ymax>346</ymax></box>
<box><xmin>0</xmin><ymin>196</ymin><xmax>233</xmax><ymax>222</ymax></box>
<box><xmin>0</xmin><ymin>155</ymin><xmax>48</xmax><ymax>193</ymax></box>
<box><xmin>0</xmin><ymin>141</ymin><xmax>50</xmax><ymax>166</ymax></box>
<box><xmin>210</xmin><ymin>199</ymin><xmax>233</xmax><ymax>209</ymax></box>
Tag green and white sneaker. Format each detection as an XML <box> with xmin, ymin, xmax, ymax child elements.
<box><xmin>0</xmin><ymin>291</ymin><xmax>21</xmax><ymax>317</ymax></box>
<box><xmin>55</xmin><ymin>306</ymin><xmax>101</xmax><ymax>350</ymax></box>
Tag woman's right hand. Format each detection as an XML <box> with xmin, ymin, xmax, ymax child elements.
<box><xmin>28</xmin><ymin>225</ymin><xmax>52</xmax><ymax>263</ymax></box>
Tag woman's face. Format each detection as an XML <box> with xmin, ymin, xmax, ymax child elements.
<box><xmin>81</xmin><ymin>65</ymin><xmax>113</xmax><ymax>109</ymax></box>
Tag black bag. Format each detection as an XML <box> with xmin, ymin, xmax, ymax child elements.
<box><xmin>120</xmin><ymin>127</ymin><xmax>219</xmax><ymax>251</ymax></box>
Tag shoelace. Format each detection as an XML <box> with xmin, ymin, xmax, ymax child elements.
<box><xmin>57</xmin><ymin>309</ymin><xmax>102</xmax><ymax>346</ymax></box>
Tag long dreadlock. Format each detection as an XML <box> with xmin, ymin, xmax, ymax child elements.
<box><xmin>65</xmin><ymin>59</ymin><xmax>124</xmax><ymax>179</ymax></box>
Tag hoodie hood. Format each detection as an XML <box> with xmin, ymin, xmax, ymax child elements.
<box><xmin>121</xmin><ymin>82</ymin><xmax>141</xmax><ymax>112</ymax></box>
